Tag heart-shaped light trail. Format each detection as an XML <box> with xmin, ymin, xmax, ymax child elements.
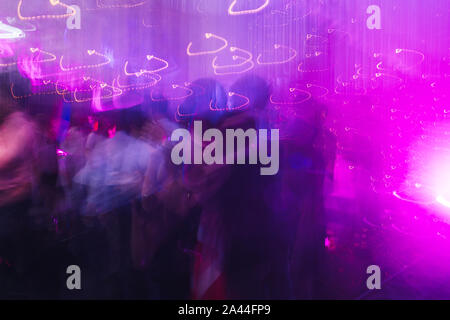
<box><xmin>228</xmin><ymin>0</ymin><xmax>270</xmax><ymax>16</ymax></box>
<box><xmin>210</xmin><ymin>91</ymin><xmax>250</xmax><ymax>111</ymax></box>
<box><xmin>212</xmin><ymin>46</ymin><xmax>253</xmax><ymax>69</ymax></box>
<box><xmin>186</xmin><ymin>33</ymin><xmax>228</xmax><ymax>56</ymax></box>
<box><xmin>29</xmin><ymin>48</ymin><xmax>57</xmax><ymax>63</ymax></box>
<box><xmin>59</xmin><ymin>50</ymin><xmax>111</xmax><ymax>71</ymax></box>
<box><xmin>17</xmin><ymin>0</ymin><xmax>76</xmax><ymax>21</ymax></box>
<box><xmin>256</xmin><ymin>44</ymin><xmax>297</xmax><ymax>65</ymax></box>
<box><xmin>151</xmin><ymin>84</ymin><xmax>193</xmax><ymax>101</ymax></box>
<box><xmin>269</xmin><ymin>87</ymin><xmax>311</xmax><ymax>105</ymax></box>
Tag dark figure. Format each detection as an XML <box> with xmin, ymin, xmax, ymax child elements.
<box><xmin>0</xmin><ymin>76</ymin><xmax>38</xmax><ymax>298</ymax></box>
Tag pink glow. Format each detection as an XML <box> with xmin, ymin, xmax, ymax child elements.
<box><xmin>437</xmin><ymin>196</ymin><xmax>450</xmax><ymax>209</ymax></box>
<box><xmin>324</xmin><ymin>237</ymin><xmax>330</xmax><ymax>248</ymax></box>
<box><xmin>56</xmin><ymin>149</ymin><xmax>68</xmax><ymax>157</ymax></box>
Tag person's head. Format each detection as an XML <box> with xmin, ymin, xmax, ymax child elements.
<box><xmin>229</xmin><ymin>74</ymin><xmax>271</xmax><ymax>112</ymax></box>
<box><xmin>177</xmin><ymin>78</ymin><xmax>228</xmax><ymax>126</ymax></box>
<box><xmin>182</xmin><ymin>110</ymin><xmax>259</xmax><ymax>205</ymax></box>
<box><xmin>116</xmin><ymin>105</ymin><xmax>147</xmax><ymax>135</ymax></box>
<box><xmin>89</xmin><ymin>110</ymin><xmax>117</xmax><ymax>137</ymax></box>
<box><xmin>28</xmin><ymin>94</ymin><xmax>63</xmax><ymax>139</ymax></box>
<box><xmin>70</xmin><ymin>106</ymin><xmax>92</xmax><ymax>134</ymax></box>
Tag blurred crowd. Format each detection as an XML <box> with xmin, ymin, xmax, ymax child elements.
<box><xmin>0</xmin><ymin>72</ymin><xmax>336</xmax><ymax>299</ymax></box>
